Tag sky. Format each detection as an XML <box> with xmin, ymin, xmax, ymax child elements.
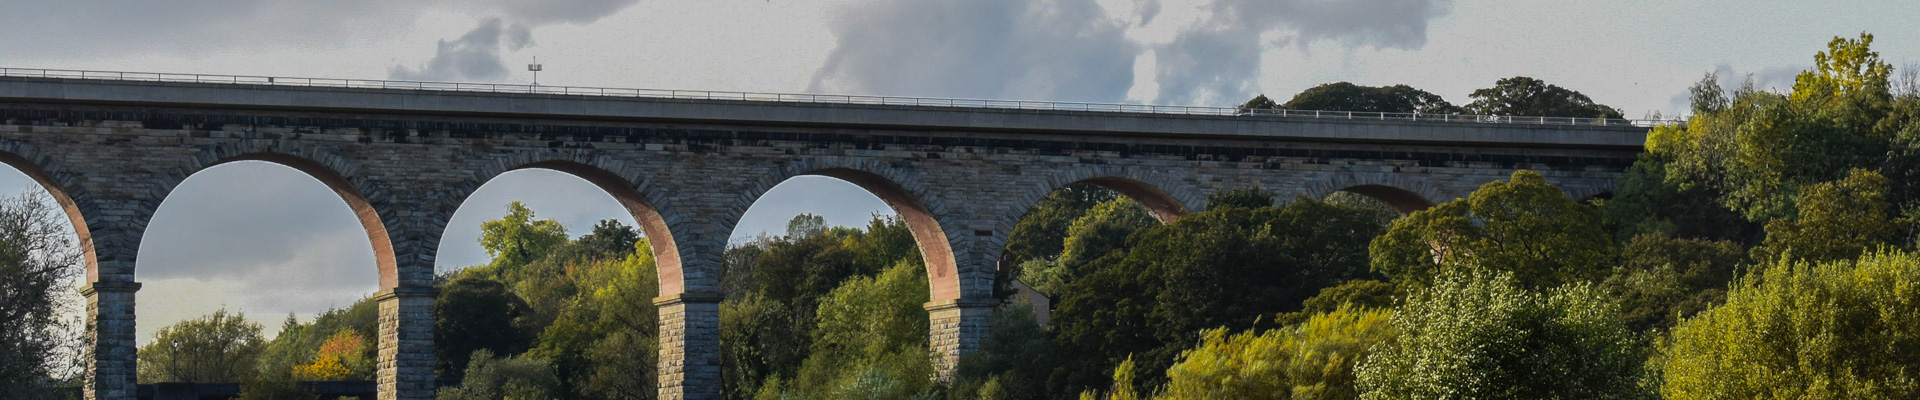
<box><xmin>3</xmin><ymin>0</ymin><xmax>1918</xmax><ymax>342</ymax></box>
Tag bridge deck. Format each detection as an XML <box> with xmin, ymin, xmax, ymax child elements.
<box><xmin>0</xmin><ymin>76</ymin><xmax>1646</xmax><ymax>150</ymax></box>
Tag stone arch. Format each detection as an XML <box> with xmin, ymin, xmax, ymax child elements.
<box><xmin>168</xmin><ymin>140</ymin><xmax>402</xmax><ymax>288</ymax></box>
<box><xmin>0</xmin><ymin>139</ymin><xmax>100</xmax><ymax>281</ymax></box>
<box><xmin>1307</xmin><ymin>172</ymin><xmax>1444</xmax><ymax>214</ymax></box>
<box><xmin>999</xmin><ymin>167</ymin><xmax>1198</xmax><ymax>229</ymax></box>
<box><xmin>481</xmin><ymin>157</ymin><xmax>684</xmax><ymax>296</ymax></box>
<box><xmin>732</xmin><ymin>158</ymin><xmax>961</xmax><ymax>301</ymax></box>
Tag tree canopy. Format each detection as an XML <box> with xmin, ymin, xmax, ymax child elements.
<box><xmin>1371</xmin><ymin>171</ymin><xmax>1616</xmax><ymax>291</ymax></box>
<box><xmin>1465</xmin><ymin>76</ymin><xmax>1625</xmax><ymax>119</ymax></box>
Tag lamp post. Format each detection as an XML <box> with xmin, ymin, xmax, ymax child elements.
<box><xmin>529</xmin><ymin>57</ymin><xmax>543</xmax><ymax>86</ymax></box>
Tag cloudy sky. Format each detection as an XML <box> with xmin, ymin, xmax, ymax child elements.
<box><xmin>3</xmin><ymin>0</ymin><xmax>1918</xmax><ymax>342</ymax></box>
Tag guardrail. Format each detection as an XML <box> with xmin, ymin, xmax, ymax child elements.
<box><xmin>0</xmin><ymin>67</ymin><xmax>1674</xmax><ymax>128</ymax></box>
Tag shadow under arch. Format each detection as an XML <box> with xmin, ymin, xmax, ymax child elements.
<box><xmin>0</xmin><ymin>149</ymin><xmax>99</xmax><ymax>281</ymax></box>
<box><xmin>504</xmin><ymin>160</ymin><xmax>685</xmax><ymax>295</ymax></box>
<box><xmin>192</xmin><ymin>152</ymin><xmax>404</xmax><ymax>289</ymax></box>
<box><xmin>1337</xmin><ymin>184</ymin><xmax>1436</xmax><ymax>215</ymax></box>
<box><xmin>1073</xmin><ymin>176</ymin><xmax>1190</xmax><ymax>222</ymax></box>
<box><xmin>795</xmin><ymin>167</ymin><xmax>961</xmax><ymax>302</ymax></box>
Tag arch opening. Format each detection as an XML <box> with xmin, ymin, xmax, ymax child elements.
<box><xmin>803</xmin><ymin>167</ymin><xmax>956</xmax><ymax>302</ymax></box>
<box><xmin>1077</xmin><ymin>177</ymin><xmax>1189</xmax><ymax>223</ymax></box>
<box><xmin>134</xmin><ymin>157</ymin><xmax>386</xmax><ymax>363</ymax></box>
<box><xmin>0</xmin><ymin>152</ymin><xmax>94</xmax><ymax>381</ymax></box>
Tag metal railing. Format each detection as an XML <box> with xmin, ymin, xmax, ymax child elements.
<box><xmin>0</xmin><ymin>67</ymin><xmax>1674</xmax><ymax>127</ymax></box>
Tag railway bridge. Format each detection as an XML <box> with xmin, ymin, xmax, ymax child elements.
<box><xmin>0</xmin><ymin>70</ymin><xmax>1646</xmax><ymax>400</ymax></box>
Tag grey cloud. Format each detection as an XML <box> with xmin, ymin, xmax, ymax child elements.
<box><xmin>388</xmin><ymin>19</ymin><xmax>533</xmax><ymax>82</ymax></box>
<box><xmin>137</xmin><ymin>162</ymin><xmax>376</xmax><ymax>287</ymax></box>
<box><xmin>1151</xmin><ymin>0</ymin><xmax>1454</xmax><ymax>105</ymax></box>
<box><xmin>0</xmin><ymin>1</ymin><xmax>431</xmax><ymax>62</ymax></box>
<box><xmin>480</xmin><ymin>0</ymin><xmax>643</xmax><ymax>26</ymax></box>
<box><xmin>808</xmin><ymin>0</ymin><xmax>1138</xmax><ymax>103</ymax></box>
<box><xmin>1138</xmin><ymin>0</ymin><xmax>1162</xmax><ymax>26</ymax></box>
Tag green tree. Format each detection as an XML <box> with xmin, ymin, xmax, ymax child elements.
<box><xmin>1276</xmin><ymin>280</ymin><xmax>1395</xmax><ymax>326</ymax></box>
<box><xmin>1021</xmin><ymin>197</ymin><xmax>1155</xmax><ymax>296</ymax></box>
<box><xmin>256</xmin><ymin>297</ymin><xmax>377</xmax><ymax>380</ymax></box>
<box><xmin>1604</xmin><ymin>233</ymin><xmax>1746</xmax><ymax>332</ymax></box>
<box><xmin>767</xmin><ymin>261</ymin><xmax>934</xmax><ymax>400</ymax></box>
<box><xmin>527</xmin><ymin>239</ymin><xmax>660</xmax><ymax>399</ymax></box>
<box><xmin>1464</xmin><ymin>76</ymin><xmax>1625</xmax><ymax>119</ymax></box>
<box><xmin>1205</xmin><ymin>187</ymin><xmax>1275</xmax><ymax>210</ymax></box>
<box><xmin>1003</xmin><ymin>184</ymin><xmax>1122</xmax><ymax>266</ymax></box>
<box><xmin>137</xmin><ymin>309</ymin><xmax>267</xmax><ymax>383</ymax></box>
<box><xmin>949</xmin><ymin>305</ymin><xmax>1059</xmax><ymax>400</ymax></box>
<box><xmin>479</xmin><ymin>201</ymin><xmax>569</xmax><ymax>270</ymax></box>
<box><xmin>438</xmin><ymin>349</ymin><xmax>564</xmax><ymax>400</ymax></box>
<box><xmin>1355</xmin><ymin>271</ymin><xmax>1648</xmax><ymax>400</ymax></box>
<box><xmin>1159</xmin><ymin>306</ymin><xmax>1394</xmax><ymax>400</ymax></box>
<box><xmin>1657</xmin><ymin>251</ymin><xmax>1920</xmax><ymax>399</ymax></box>
<box><xmin>1050</xmin><ymin>198</ymin><xmax>1384</xmax><ymax>394</ymax></box>
<box><xmin>1237</xmin><ymin>94</ymin><xmax>1280</xmax><ymax>113</ymax></box>
<box><xmin>1281</xmin><ymin>82</ymin><xmax>1463</xmax><ymax>114</ymax></box>
<box><xmin>1752</xmin><ymin>168</ymin><xmax>1896</xmax><ymax>264</ymax></box>
<box><xmin>1601</xmin><ymin>158</ymin><xmax>1757</xmax><ymax>242</ymax></box>
<box><xmin>574</xmin><ymin>219</ymin><xmax>642</xmax><ymax>259</ymax></box>
<box><xmin>1371</xmin><ymin>170</ymin><xmax>1616</xmax><ymax>291</ymax></box>
<box><xmin>435</xmin><ymin>275</ymin><xmax>534</xmax><ymax>378</ymax></box>
<box><xmin>0</xmin><ymin>193</ymin><xmax>83</xmax><ymax>392</ymax></box>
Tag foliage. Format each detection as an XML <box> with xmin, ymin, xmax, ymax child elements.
<box><xmin>1205</xmin><ymin>187</ymin><xmax>1275</xmax><ymax>210</ymax></box>
<box><xmin>1371</xmin><ymin>170</ymin><xmax>1616</xmax><ymax>291</ymax></box>
<box><xmin>1281</xmin><ymin>82</ymin><xmax>1463</xmax><ymax>114</ymax></box>
<box><xmin>1003</xmin><ymin>184</ymin><xmax>1121</xmax><ymax>266</ymax></box>
<box><xmin>1276</xmin><ymin>280</ymin><xmax>1395</xmax><ymax>326</ymax></box>
<box><xmin>435</xmin><ymin>274</ymin><xmax>534</xmax><ymax>379</ymax></box>
<box><xmin>1464</xmin><ymin>76</ymin><xmax>1624</xmax><ymax>118</ymax></box>
<box><xmin>257</xmin><ymin>297</ymin><xmax>377</xmax><ymax>381</ymax></box>
<box><xmin>437</xmin><ymin>349</ymin><xmax>564</xmax><ymax>400</ymax></box>
<box><xmin>950</xmin><ymin>305</ymin><xmax>1059</xmax><ymax>400</ymax></box>
<box><xmin>1751</xmin><ymin>168</ymin><xmax>1895</xmax><ymax>264</ymax></box>
<box><xmin>1600</xmin><ymin>158</ymin><xmax>1756</xmax><ymax>242</ymax></box>
<box><xmin>1355</xmin><ymin>271</ymin><xmax>1649</xmax><ymax>400</ymax></box>
<box><xmin>479</xmin><ymin>201</ymin><xmax>569</xmax><ymax>270</ymax></box>
<box><xmin>786</xmin><ymin>213</ymin><xmax>828</xmax><ymax>239</ymax></box>
<box><xmin>137</xmin><ymin>309</ymin><xmax>267</xmax><ymax>383</ymax></box>
<box><xmin>1021</xmin><ymin>197</ymin><xmax>1155</xmax><ymax>296</ymax></box>
<box><xmin>0</xmin><ymin>193</ymin><xmax>83</xmax><ymax>391</ymax></box>
<box><xmin>1657</xmin><ymin>251</ymin><xmax>1920</xmax><ymax>399</ymax></box>
<box><xmin>1603</xmin><ymin>233</ymin><xmax>1747</xmax><ymax>332</ymax></box>
<box><xmin>1236</xmin><ymin>94</ymin><xmax>1279</xmax><ymax>113</ymax></box>
<box><xmin>1322</xmin><ymin>191</ymin><xmax>1399</xmax><ymax>228</ymax></box>
<box><xmin>1159</xmin><ymin>306</ymin><xmax>1393</xmax><ymax>400</ymax></box>
<box><xmin>756</xmin><ymin>260</ymin><xmax>933</xmax><ymax>400</ymax></box>
<box><xmin>720</xmin><ymin>216</ymin><xmax>923</xmax><ymax>399</ymax></box>
<box><xmin>290</xmin><ymin>328</ymin><xmax>371</xmax><ymax>381</ymax></box>
<box><xmin>527</xmin><ymin>238</ymin><xmax>660</xmax><ymax>399</ymax></box>
<box><xmin>1050</xmin><ymin>198</ymin><xmax>1384</xmax><ymax>394</ymax></box>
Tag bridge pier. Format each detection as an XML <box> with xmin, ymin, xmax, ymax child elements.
<box><xmin>82</xmin><ymin>281</ymin><xmax>140</xmax><ymax>400</ymax></box>
<box><xmin>376</xmin><ymin>287</ymin><xmax>437</xmax><ymax>400</ymax></box>
<box><xmin>927</xmin><ymin>299</ymin><xmax>997</xmax><ymax>381</ymax></box>
<box><xmin>656</xmin><ymin>292</ymin><xmax>724</xmax><ymax>400</ymax></box>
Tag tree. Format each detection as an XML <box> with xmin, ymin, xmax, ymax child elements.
<box><xmin>137</xmin><ymin>309</ymin><xmax>267</xmax><ymax>383</ymax></box>
<box><xmin>574</xmin><ymin>219</ymin><xmax>641</xmax><ymax>259</ymax></box>
<box><xmin>1657</xmin><ymin>251</ymin><xmax>1920</xmax><ymax>399</ymax></box>
<box><xmin>1752</xmin><ymin>169</ymin><xmax>1895</xmax><ymax>264</ymax></box>
<box><xmin>1370</xmin><ymin>170</ymin><xmax>1616</xmax><ymax>291</ymax></box>
<box><xmin>1159</xmin><ymin>306</ymin><xmax>1394</xmax><ymax>400</ymax></box>
<box><xmin>1237</xmin><ymin>94</ymin><xmax>1280</xmax><ymax>113</ymax></box>
<box><xmin>1205</xmin><ymin>187</ymin><xmax>1274</xmax><ymax>210</ymax></box>
<box><xmin>479</xmin><ymin>201</ymin><xmax>568</xmax><ymax>270</ymax></box>
<box><xmin>1003</xmin><ymin>184</ymin><xmax>1121</xmax><ymax>266</ymax></box>
<box><xmin>1599</xmin><ymin>158</ymin><xmax>1756</xmax><ymax>242</ymax></box>
<box><xmin>1275</xmin><ymin>280</ymin><xmax>1395</xmax><ymax>326</ymax></box>
<box><xmin>0</xmin><ymin>193</ymin><xmax>83</xmax><ymax>391</ymax></box>
<box><xmin>1021</xmin><ymin>197</ymin><xmax>1155</xmax><ymax>296</ymax></box>
<box><xmin>1050</xmin><ymin>198</ymin><xmax>1385</xmax><ymax>394</ymax></box>
<box><xmin>949</xmin><ymin>305</ymin><xmax>1059</xmax><ymax>400</ymax></box>
<box><xmin>435</xmin><ymin>275</ymin><xmax>534</xmax><ymax>378</ymax></box>
<box><xmin>1604</xmin><ymin>233</ymin><xmax>1746</xmax><ymax>333</ymax></box>
<box><xmin>1464</xmin><ymin>76</ymin><xmax>1625</xmax><ymax>119</ymax></box>
<box><xmin>256</xmin><ymin>297</ymin><xmax>377</xmax><ymax>381</ymax></box>
<box><xmin>786</xmin><ymin>213</ymin><xmax>827</xmax><ymax>239</ymax></box>
<box><xmin>1355</xmin><ymin>272</ymin><xmax>1648</xmax><ymax>400</ymax></box>
<box><xmin>437</xmin><ymin>349</ymin><xmax>564</xmax><ymax>400</ymax></box>
<box><xmin>767</xmin><ymin>261</ymin><xmax>935</xmax><ymax>400</ymax></box>
<box><xmin>1281</xmin><ymin>82</ymin><xmax>1463</xmax><ymax>114</ymax></box>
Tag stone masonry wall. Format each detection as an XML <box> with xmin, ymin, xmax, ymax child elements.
<box><xmin>0</xmin><ymin>102</ymin><xmax>1637</xmax><ymax>400</ymax></box>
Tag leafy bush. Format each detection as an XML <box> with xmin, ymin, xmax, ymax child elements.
<box><xmin>1356</xmin><ymin>271</ymin><xmax>1648</xmax><ymax>400</ymax></box>
<box><xmin>1657</xmin><ymin>251</ymin><xmax>1920</xmax><ymax>399</ymax></box>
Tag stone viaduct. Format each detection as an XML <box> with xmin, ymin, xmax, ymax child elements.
<box><xmin>0</xmin><ymin>75</ymin><xmax>1644</xmax><ymax>400</ymax></box>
